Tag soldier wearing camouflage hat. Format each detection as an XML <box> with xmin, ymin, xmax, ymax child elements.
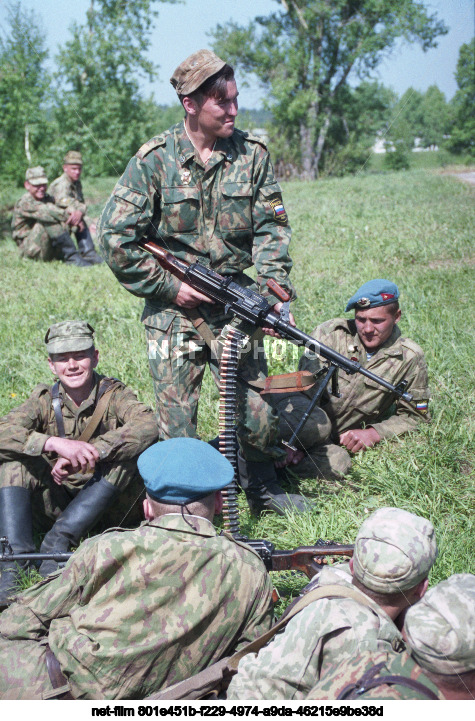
<box><xmin>98</xmin><ymin>49</ymin><xmax>306</xmax><ymax>516</ymax></box>
<box><xmin>11</xmin><ymin>167</ymin><xmax>92</xmax><ymax>266</ymax></box>
<box><xmin>0</xmin><ymin>438</ymin><xmax>273</xmax><ymax>699</ymax></box>
<box><xmin>49</xmin><ymin>151</ymin><xmax>103</xmax><ymax>264</ymax></box>
<box><xmin>0</xmin><ymin>320</ymin><xmax>159</xmax><ymax>607</ymax></box>
<box><xmin>275</xmin><ymin>278</ymin><xmax>430</xmax><ymax>481</ymax></box>
<box><xmin>226</xmin><ymin>506</ymin><xmax>437</xmax><ymax>700</ymax></box>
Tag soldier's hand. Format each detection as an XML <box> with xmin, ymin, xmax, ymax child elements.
<box><xmin>66</xmin><ymin>209</ymin><xmax>83</xmax><ymax>226</ymax></box>
<box><xmin>43</xmin><ymin>437</ymin><xmax>99</xmax><ymax>473</ymax></box>
<box><xmin>175</xmin><ymin>282</ymin><xmax>214</xmax><ymax>308</ymax></box>
<box><xmin>275</xmin><ymin>446</ymin><xmax>305</xmax><ymax>469</ymax></box>
<box><xmin>51</xmin><ymin>457</ymin><xmax>73</xmax><ymax>485</ymax></box>
<box><xmin>339</xmin><ymin>428</ymin><xmax>381</xmax><ymax>453</ymax></box>
<box><xmin>263</xmin><ymin>302</ymin><xmax>296</xmax><ymax>337</ymax></box>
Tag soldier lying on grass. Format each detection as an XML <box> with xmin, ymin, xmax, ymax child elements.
<box><xmin>0</xmin><ymin>438</ymin><xmax>274</xmax><ymax>700</ymax></box>
<box><xmin>275</xmin><ymin>279</ymin><xmax>431</xmax><ymax>480</ymax></box>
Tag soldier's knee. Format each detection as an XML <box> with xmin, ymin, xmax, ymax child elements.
<box><xmin>274</xmin><ymin>393</ymin><xmax>332</xmax><ymax>450</ymax></box>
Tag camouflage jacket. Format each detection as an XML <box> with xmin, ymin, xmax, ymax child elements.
<box><xmin>298</xmin><ymin>319</ymin><xmax>430</xmax><ymax>440</ymax></box>
<box><xmin>11</xmin><ymin>191</ymin><xmax>66</xmax><ymax>243</ymax></box>
<box><xmin>226</xmin><ymin>565</ymin><xmax>404</xmax><ymax>700</ymax></box>
<box><xmin>306</xmin><ymin>649</ymin><xmax>443</xmax><ymax>700</ymax></box>
<box><xmin>0</xmin><ymin>372</ymin><xmax>159</xmax><ymax>471</ymax></box>
<box><xmin>49</xmin><ymin>172</ymin><xmax>87</xmax><ymax>215</ymax></box>
<box><xmin>98</xmin><ymin>121</ymin><xmax>295</xmax><ymax>311</ymax></box>
<box><xmin>0</xmin><ymin>514</ymin><xmax>274</xmax><ymax>699</ymax></box>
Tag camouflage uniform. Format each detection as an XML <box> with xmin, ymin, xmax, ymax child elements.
<box><xmin>0</xmin><ymin>514</ymin><xmax>274</xmax><ymax>699</ymax></box>
<box><xmin>305</xmin><ymin>650</ymin><xmax>443</xmax><ymax>700</ymax></box>
<box><xmin>278</xmin><ymin>319</ymin><xmax>430</xmax><ymax>478</ymax></box>
<box><xmin>99</xmin><ymin>120</ymin><xmax>295</xmax><ymax>461</ymax></box>
<box><xmin>226</xmin><ymin>564</ymin><xmax>404</xmax><ymax>700</ymax></box>
<box><xmin>0</xmin><ymin>371</ymin><xmax>159</xmax><ymax>530</ymax></box>
<box><xmin>227</xmin><ymin>507</ymin><xmax>437</xmax><ymax>700</ymax></box>
<box><xmin>11</xmin><ymin>191</ymin><xmax>67</xmax><ymax>260</ymax></box>
<box><xmin>49</xmin><ymin>172</ymin><xmax>87</xmax><ymax>216</ymax></box>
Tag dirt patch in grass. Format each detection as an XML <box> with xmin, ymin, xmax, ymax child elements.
<box><xmin>427</xmin><ymin>256</ymin><xmax>475</xmax><ymax>269</ymax></box>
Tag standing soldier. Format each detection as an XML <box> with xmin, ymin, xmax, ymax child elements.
<box><xmin>11</xmin><ymin>166</ymin><xmax>90</xmax><ymax>266</ymax></box>
<box><xmin>99</xmin><ymin>49</ymin><xmax>309</xmax><ymax>514</ymax></box>
<box><xmin>0</xmin><ymin>320</ymin><xmax>159</xmax><ymax>608</ymax></box>
<box><xmin>49</xmin><ymin>150</ymin><xmax>103</xmax><ymax>264</ymax></box>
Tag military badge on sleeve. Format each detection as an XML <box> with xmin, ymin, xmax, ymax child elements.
<box><xmin>269</xmin><ymin>197</ymin><xmax>288</xmax><ymax>224</ymax></box>
<box><xmin>416</xmin><ymin>400</ymin><xmax>429</xmax><ymax>414</ymax></box>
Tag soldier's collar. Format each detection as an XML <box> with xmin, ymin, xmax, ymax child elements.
<box><xmin>176</xmin><ymin>122</ymin><xmax>196</xmax><ymax>165</ymax></box>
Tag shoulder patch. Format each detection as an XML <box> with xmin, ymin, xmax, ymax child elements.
<box><xmin>136</xmin><ymin>134</ymin><xmax>167</xmax><ymax>160</ymax></box>
<box><xmin>400</xmin><ymin>337</ymin><xmax>424</xmax><ymax>357</ymax></box>
<box><xmin>236</xmin><ymin>128</ymin><xmax>268</xmax><ymax>150</ymax></box>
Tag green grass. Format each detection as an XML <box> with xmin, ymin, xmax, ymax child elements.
<box><xmin>1</xmin><ymin>168</ymin><xmax>474</xmax><ymax>602</ymax></box>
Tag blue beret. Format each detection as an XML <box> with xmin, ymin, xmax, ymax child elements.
<box><xmin>137</xmin><ymin>438</ymin><xmax>234</xmax><ymax>504</ymax></box>
<box><xmin>345</xmin><ymin>279</ymin><xmax>399</xmax><ymax>312</ymax></box>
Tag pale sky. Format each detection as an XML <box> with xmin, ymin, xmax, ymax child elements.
<box><xmin>1</xmin><ymin>0</ymin><xmax>473</xmax><ymax>107</ymax></box>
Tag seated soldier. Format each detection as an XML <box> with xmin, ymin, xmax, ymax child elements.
<box><xmin>0</xmin><ymin>438</ymin><xmax>274</xmax><ymax>700</ymax></box>
<box><xmin>49</xmin><ymin>150</ymin><xmax>103</xmax><ymax>264</ymax></box>
<box><xmin>226</xmin><ymin>506</ymin><xmax>437</xmax><ymax>700</ymax></box>
<box><xmin>275</xmin><ymin>279</ymin><xmax>430</xmax><ymax>480</ymax></box>
<box><xmin>0</xmin><ymin>320</ymin><xmax>159</xmax><ymax>607</ymax></box>
<box><xmin>11</xmin><ymin>166</ymin><xmax>92</xmax><ymax>266</ymax></box>
<box><xmin>306</xmin><ymin>573</ymin><xmax>475</xmax><ymax>700</ymax></box>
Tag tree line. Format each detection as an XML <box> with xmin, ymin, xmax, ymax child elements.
<box><xmin>0</xmin><ymin>0</ymin><xmax>473</xmax><ymax>185</ymax></box>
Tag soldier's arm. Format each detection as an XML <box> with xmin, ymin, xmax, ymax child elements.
<box><xmin>0</xmin><ymin>539</ymin><xmax>94</xmax><ymax>640</ymax></box>
<box><xmin>17</xmin><ymin>195</ymin><xmax>66</xmax><ymax>225</ymax></box>
<box><xmin>90</xmin><ymin>385</ymin><xmax>159</xmax><ymax>463</ymax></box>
<box><xmin>228</xmin><ymin>569</ymin><xmax>274</xmax><ymax>653</ymax></box>
<box><xmin>98</xmin><ymin>155</ymin><xmax>181</xmax><ymax>304</ymax></box>
<box><xmin>250</xmin><ymin>146</ymin><xmax>296</xmax><ymax>303</ymax></box>
<box><xmin>0</xmin><ymin>387</ymin><xmax>56</xmax><ymax>462</ymax></box>
<box><xmin>49</xmin><ymin>177</ymin><xmax>87</xmax><ymax>216</ymax></box>
<box><xmin>369</xmin><ymin>346</ymin><xmax>430</xmax><ymax>440</ymax></box>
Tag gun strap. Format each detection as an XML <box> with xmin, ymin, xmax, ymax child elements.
<box><xmin>51</xmin><ymin>382</ymin><xmax>66</xmax><ymax>438</ymax></box>
<box><xmin>185</xmin><ymin>307</ymin><xmax>218</xmax><ymax>348</ymax></box>
<box><xmin>248</xmin><ymin>371</ymin><xmax>316</xmax><ymax>395</ymax></box>
<box><xmin>50</xmin><ymin>379</ymin><xmax>121</xmax><ymax>444</ymax></box>
<box><xmin>150</xmin><ymin>583</ymin><xmax>379</xmax><ymax>701</ymax></box>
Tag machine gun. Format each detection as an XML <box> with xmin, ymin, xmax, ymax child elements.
<box><xmin>139</xmin><ymin>240</ymin><xmax>413</xmax><ymax>413</ymax></box>
<box><xmin>0</xmin><ymin>535</ymin><xmax>352</xmax><ymax>581</ymax></box>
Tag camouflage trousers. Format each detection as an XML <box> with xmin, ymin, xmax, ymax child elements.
<box><xmin>142</xmin><ymin>300</ymin><xmax>284</xmax><ymax>463</ymax></box>
<box><xmin>0</xmin><ymin>457</ymin><xmax>145</xmax><ymax>535</ymax></box>
<box><xmin>273</xmin><ymin>392</ymin><xmax>351</xmax><ymax>480</ymax></box>
<box><xmin>0</xmin><ymin>638</ymin><xmax>56</xmax><ymax>700</ymax></box>
<box><xmin>17</xmin><ymin>221</ymin><xmax>65</xmax><ymax>261</ymax></box>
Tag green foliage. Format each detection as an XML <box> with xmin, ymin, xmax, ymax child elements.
<box><xmin>211</xmin><ymin>0</ymin><xmax>447</xmax><ymax>178</ymax></box>
<box><xmin>448</xmin><ymin>39</ymin><xmax>475</xmax><ymax>157</ymax></box>
<box><xmin>0</xmin><ymin>169</ymin><xmax>474</xmax><ymax>601</ymax></box>
<box><xmin>0</xmin><ymin>2</ymin><xmax>51</xmax><ymax>183</ymax></box>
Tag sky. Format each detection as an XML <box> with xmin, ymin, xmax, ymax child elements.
<box><xmin>0</xmin><ymin>0</ymin><xmax>473</xmax><ymax>107</ymax></box>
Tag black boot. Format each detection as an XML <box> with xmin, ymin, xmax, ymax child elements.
<box><xmin>38</xmin><ymin>476</ymin><xmax>120</xmax><ymax>577</ymax></box>
<box><xmin>52</xmin><ymin>232</ymin><xmax>91</xmax><ymax>267</ymax></box>
<box><xmin>0</xmin><ymin>487</ymin><xmax>34</xmax><ymax>609</ymax></box>
<box><xmin>76</xmin><ymin>227</ymin><xmax>104</xmax><ymax>264</ymax></box>
<box><xmin>237</xmin><ymin>452</ymin><xmax>315</xmax><ymax>516</ymax></box>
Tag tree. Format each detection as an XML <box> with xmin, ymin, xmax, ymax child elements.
<box><xmin>448</xmin><ymin>39</ymin><xmax>475</xmax><ymax>157</ymax></box>
<box><xmin>0</xmin><ymin>2</ymin><xmax>51</xmax><ymax>182</ymax></box>
<box><xmin>211</xmin><ymin>0</ymin><xmax>447</xmax><ymax>178</ymax></box>
<box><xmin>53</xmin><ymin>0</ymin><xmax>177</xmax><ymax>176</ymax></box>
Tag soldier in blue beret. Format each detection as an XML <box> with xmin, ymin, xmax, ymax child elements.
<box><xmin>275</xmin><ymin>279</ymin><xmax>430</xmax><ymax>481</ymax></box>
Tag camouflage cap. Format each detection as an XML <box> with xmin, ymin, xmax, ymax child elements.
<box><xmin>63</xmin><ymin>150</ymin><xmax>83</xmax><ymax>165</ymax></box>
<box><xmin>353</xmin><ymin>507</ymin><xmax>437</xmax><ymax>593</ymax></box>
<box><xmin>45</xmin><ymin>320</ymin><xmax>95</xmax><ymax>355</ymax></box>
<box><xmin>25</xmin><ymin>166</ymin><xmax>48</xmax><ymax>185</ymax></box>
<box><xmin>404</xmin><ymin>574</ymin><xmax>475</xmax><ymax>675</ymax></box>
<box><xmin>170</xmin><ymin>49</ymin><xmax>226</xmax><ymax>96</ymax></box>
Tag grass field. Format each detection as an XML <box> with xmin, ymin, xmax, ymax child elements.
<box><xmin>1</xmin><ymin>167</ymin><xmax>474</xmax><ymax>600</ymax></box>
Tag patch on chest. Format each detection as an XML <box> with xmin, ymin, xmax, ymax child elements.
<box><xmin>269</xmin><ymin>197</ymin><xmax>288</xmax><ymax>224</ymax></box>
<box><xmin>180</xmin><ymin>169</ymin><xmax>192</xmax><ymax>185</ymax></box>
